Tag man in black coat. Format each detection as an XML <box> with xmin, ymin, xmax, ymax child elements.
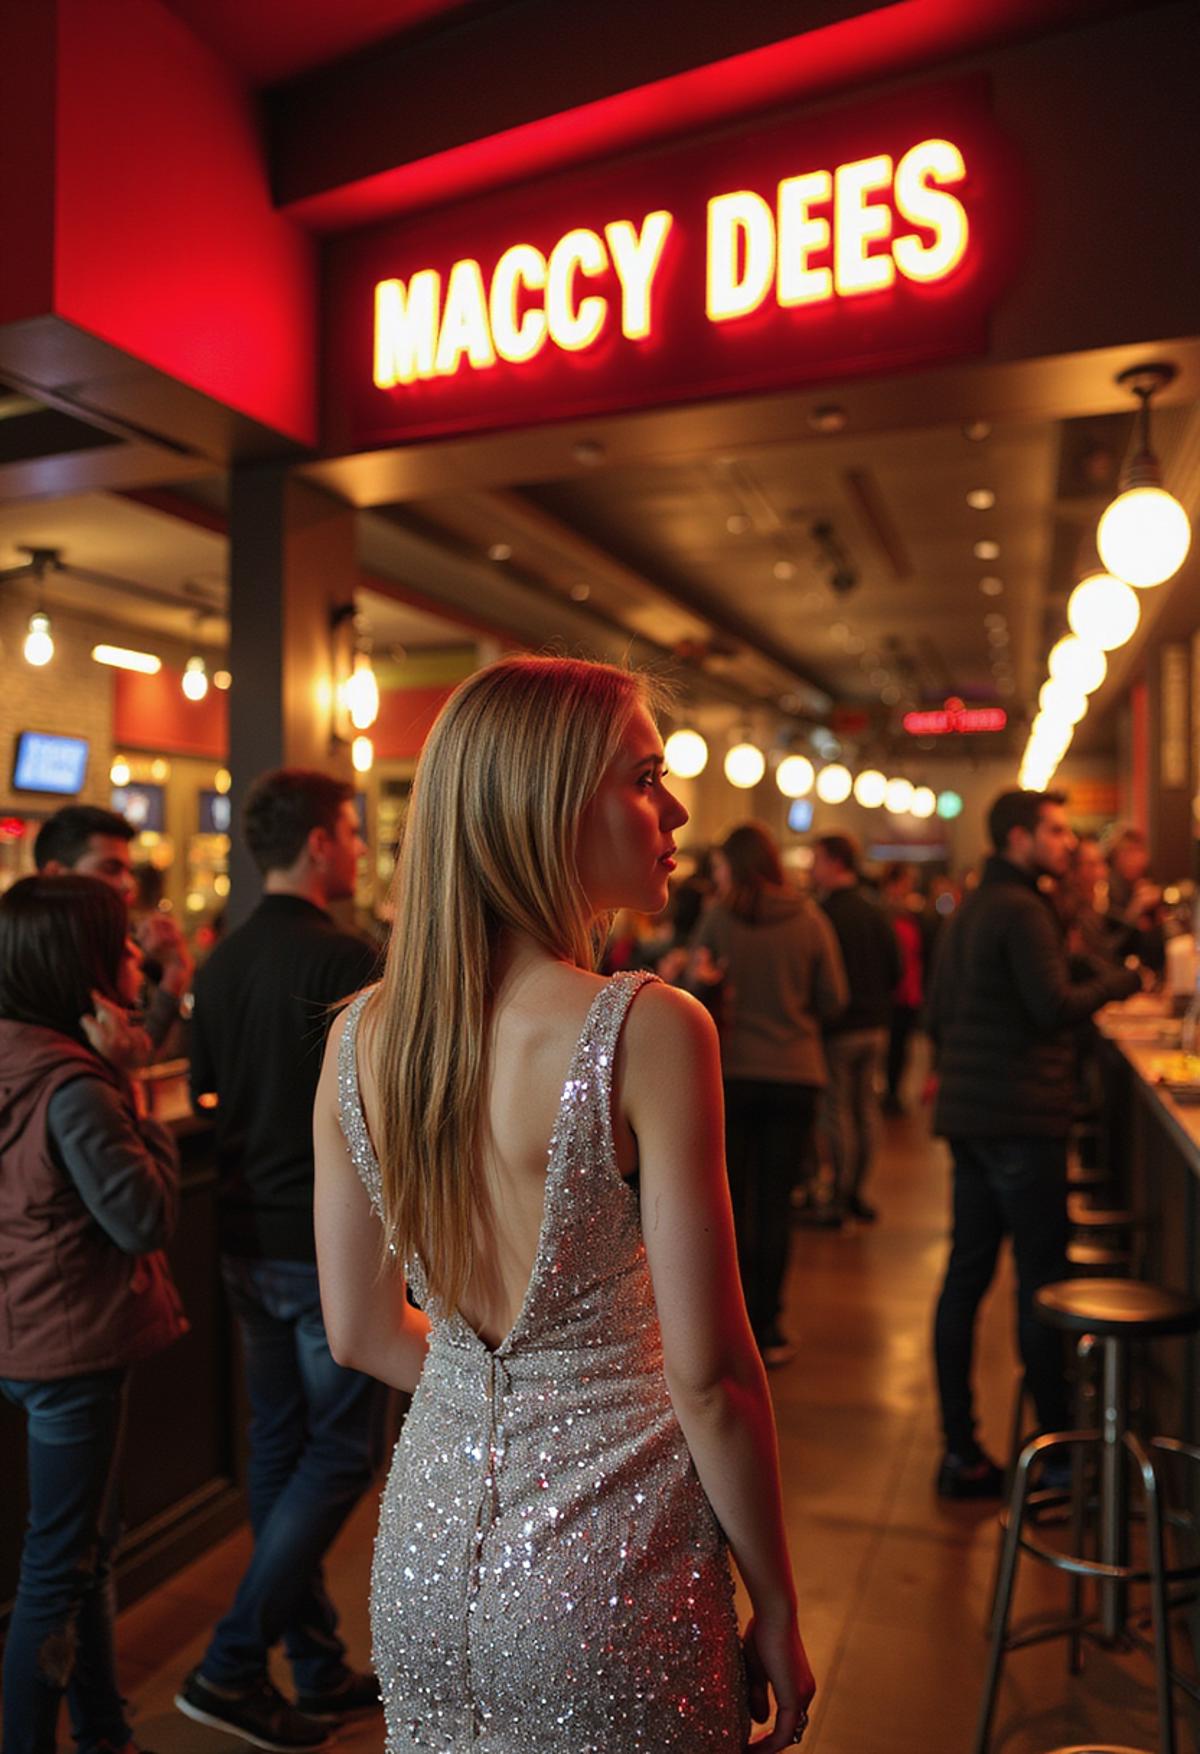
<box><xmin>927</xmin><ymin>789</ymin><xmax>1139</xmax><ymax>1497</ymax></box>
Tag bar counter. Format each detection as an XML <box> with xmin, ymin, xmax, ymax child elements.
<box><xmin>1</xmin><ymin>1064</ymin><xmax>246</xmax><ymax>1623</ymax></box>
<box><xmin>1093</xmin><ymin>999</ymin><xmax>1200</xmax><ymax>1451</ymax></box>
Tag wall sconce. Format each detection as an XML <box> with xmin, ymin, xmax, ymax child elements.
<box><xmin>331</xmin><ymin>604</ymin><xmax>380</xmax><ymax>754</ymax></box>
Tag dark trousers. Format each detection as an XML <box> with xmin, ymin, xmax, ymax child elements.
<box><xmin>724</xmin><ymin>1079</ymin><xmax>819</xmax><ymax>1341</ymax></box>
<box><xmin>0</xmin><ymin>1369</ymin><xmax>131</xmax><ymax>1754</ymax></box>
<box><xmin>933</xmin><ymin>1136</ymin><xmax>1070</xmax><ymax>1457</ymax></box>
<box><xmin>886</xmin><ymin>1005</ymin><xmax>920</xmax><ymax>1103</ymax></box>
<box><xmin>200</xmin><ymin>1258</ymin><xmax>388</xmax><ymax>1692</ymax></box>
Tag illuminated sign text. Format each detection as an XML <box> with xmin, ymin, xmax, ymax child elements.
<box><xmin>903</xmin><ymin>702</ymin><xmax>1008</xmax><ymax>735</ymax></box>
<box><xmin>373</xmin><ymin>138</ymin><xmax>969</xmax><ymax>389</ymax></box>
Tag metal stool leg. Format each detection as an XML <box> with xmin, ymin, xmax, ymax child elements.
<box><xmin>1099</xmin><ymin>1334</ymin><xmax>1129</xmax><ymax>1639</ymax></box>
<box><xmin>973</xmin><ymin>1439</ymin><xmax>1039</xmax><ymax>1754</ymax></box>
<box><xmin>1127</xmin><ymin>1432</ymin><xmax>1176</xmax><ymax>1754</ymax></box>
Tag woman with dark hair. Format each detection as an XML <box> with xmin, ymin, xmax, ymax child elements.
<box><xmin>691</xmin><ymin>824</ymin><xmax>847</xmax><ymax>1365</ymax></box>
<box><xmin>0</xmin><ymin>875</ymin><xmax>186</xmax><ymax>1754</ymax></box>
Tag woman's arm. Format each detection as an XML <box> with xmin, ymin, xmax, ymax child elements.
<box><xmin>47</xmin><ymin>1075</ymin><xmax>180</xmax><ymax>1254</ymax></box>
<box><xmin>313</xmin><ymin>1010</ymin><xmax>430</xmax><ymax>1393</ymax></box>
<box><xmin>621</xmin><ymin>982</ymin><xmax>815</xmax><ymax>1750</ymax></box>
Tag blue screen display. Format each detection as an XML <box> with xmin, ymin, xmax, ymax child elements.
<box><xmin>12</xmin><ymin>732</ymin><xmax>89</xmax><ymax>796</ymax></box>
<box><xmin>111</xmin><ymin>784</ymin><xmax>165</xmax><ymax>833</ymax></box>
<box><xmin>787</xmin><ymin>798</ymin><xmax>814</xmax><ymax>834</ymax></box>
<box><xmin>198</xmin><ymin>790</ymin><xmax>233</xmax><ymax>834</ymax></box>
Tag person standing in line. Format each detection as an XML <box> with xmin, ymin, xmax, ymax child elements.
<box><xmin>175</xmin><ymin>771</ymin><xmax>386</xmax><ymax>1752</ymax></box>
<box><xmin>314</xmin><ymin>658</ymin><xmax>815</xmax><ymax>1751</ymax></box>
<box><xmin>927</xmin><ymin>790</ymin><xmax>1140</xmax><ymax>1498</ymax></box>
<box><xmin>0</xmin><ymin>876</ymin><xmax>186</xmax><ymax>1754</ymax></box>
<box><xmin>691</xmin><ymin>822</ymin><xmax>847</xmax><ymax>1365</ymax></box>
<box><xmin>880</xmin><ymin>863</ymin><xmax>925</xmax><ymax>1114</ymax></box>
<box><xmin>810</xmin><ymin>835</ymin><xmax>901</xmax><ymax>1225</ymax></box>
<box><xmin>36</xmin><ymin>804</ymin><xmax>194</xmax><ymax>1053</ymax></box>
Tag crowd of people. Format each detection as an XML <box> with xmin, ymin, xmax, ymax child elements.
<box><xmin>0</xmin><ymin>654</ymin><xmax>1173</xmax><ymax>1753</ymax></box>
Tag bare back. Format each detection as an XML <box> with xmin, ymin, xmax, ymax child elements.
<box><xmin>357</xmin><ymin>961</ymin><xmax>636</xmax><ymax>1348</ymax></box>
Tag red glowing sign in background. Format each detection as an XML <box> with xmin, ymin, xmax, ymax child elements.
<box><xmin>325</xmin><ymin>76</ymin><xmax>1023</xmax><ymax>452</ymax></box>
<box><xmin>903</xmin><ymin>699</ymin><xmax>1008</xmax><ymax>735</ymax></box>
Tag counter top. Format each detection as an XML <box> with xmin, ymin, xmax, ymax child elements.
<box><xmin>1094</xmin><ymin>1001</ymin><xmax>1200</xmax><ymax>1164</ymax></box>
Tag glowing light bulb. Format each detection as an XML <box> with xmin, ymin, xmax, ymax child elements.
<box><xmin>351</xmin><ymin>735</ymin><xmax>374</xmax><ymax>774</ymax></box>
<box><xmin>815</xmin><ymin>763</ymin><xmax>852</xmax><ymax>804</ymax></box>
<box><xmin>724</xmin><ymin>742</ymin><xmax>765</xmax><ymax>789</ymax></box>
<box><xmin>344</xmin><ymin>653</ymin><xmax>380</xmax><ymax>731</ymax></box>
<box><xmin>213</xmin><ymin>669</ymin><xmax>232</xmax><ymax>690</ymax></box>
<box><xmin>1047</xmin><ymin>635</ymin><xmax>1106</xmax><ymax>695</ymax></box>
<box><xmin>1097</xmin><ymin>485</ymin><xmax>1191</xmax><ymax>588</ymax></box>
<box><xmin>182</xmin><ymin>656</ymin><xmax>209</xmax><ymax>701</ymax></box>
<box><xmin>853</xmin><ymin>769</ymin><xmax>887</xmax><ymax>809</ymax></box>
<box><xmin>664</xmin><ymin>729</ymin><xmax>708</xmax><ymax>779</ymax></box>
<box><xmin>910</xmin><ymin>786</ymin><xmax>936</xmax><ymax>819</ymax></box>
<box><xmin>109</xmin><ymin>756</ymin><xmax>131</xmax><ymax>787</ymax></box>
<box><xmin>23</xmin><ymin>612</ymin><xmax>54</xmax><ymax>667</ymax></box>
<box><xmin>1066</xmin><ymin>573</ymin><xmax>1140</xmax><ymax>652</ymax></box>
<box><xmin>936</xmin><ymin>790</ymin><xmax>963</xmax><ymax>820</ymax></box>
<box><xmin>884</xmin><ymin>777</ymin><xmax>914</xmax><ymax>815</ymax></box>
<box><xmin>775</xmin><ymin>754</ymin><xmax>815</xmax><ymax>798</ymax></box>
<box><xmin>1038</xmin><ymin>678</ymin><xmax>1088</xmax><ymax>726</ymax></box>
<box><xmin>214</xmin><ymin>768</ymin><xmax>232</xmax><ymax>795</ymax></box>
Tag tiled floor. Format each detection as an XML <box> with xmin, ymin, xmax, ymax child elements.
<box><xmin>91</xmin><ymin>1090</ymin><xmax>1200</xmax><ymax>1747</ymax></box>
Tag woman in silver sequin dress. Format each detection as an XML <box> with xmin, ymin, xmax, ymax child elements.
<box><xmin>314</xmin><ymin>656</ymin><xmax>815</xmax><ymax>1752</ymax></box>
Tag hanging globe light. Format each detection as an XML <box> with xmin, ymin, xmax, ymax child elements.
<box><xmin>1047</xmin><ymin>635</ymin><xmax>1106</xmax><ymax>695</ymax></box>
<box><xmin>910</xmin><ymin>786</ymin><xmax>936</xmax><ymax>819</ymax></box>
<box><xmin>724</xmin><ymin>741</ymin><xmax>765</xmax><ymax>789</ymax></box>
<box><xmin>23</xmin><ymin>611</ymin><xmax>54</xmax><ymax>667</ymax></box>
<box><xmin>664</xmin><ymin>728</ymin><xmax>709</xmax><ymax>779</ymax></box>
<box><xmin>815</xmin><ymin>762</ymin><xmax>852</xmax><ymax>804</ymax></box>
<box><xmin>1038</xmin><ymin>677</ymin><xmax>1088</xmax><ymax>726</ymax></box>
<box><xmin>182</xmin><ymin>655</ymin><xmax>209</xmax><ymax>701</ymax></box>
<box><xmin>853</xmin><ymin>768</ymin><xmax>887</xmax><ymax>809</ymax></box>
<box><xmin>884</xmin><ymin>776</ymin><xmax>914</xmax><ymax>815</ymax></box>
<box><xmin>1066</xmin><ymin>572</ymin><xmax>1141</xmax><ymax>651</ymax></box>
<box><xmin>936</xmin><ymin>790</ymin><xmax>963</xmax><ymax>821</ymax></box>
<box><xmin>1095</xmin><ymin>363</ymin><xmax>1191</xmax><ymax>588</ymax></box>
<box><xmin>775</xmin><ymin>753</ymin><xmax>815</xmax><ymax>798</ymax></box>
<box><xmin>351</xmin><ymin>735</ymin><xmax>374</xmax><ymax>774</ymax></box>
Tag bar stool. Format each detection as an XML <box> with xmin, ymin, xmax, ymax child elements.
<box><xmin>1067</xmin><ymin>1194</ymin><xmax>1137</xmax><ymax>1232</ymax></box>
<box><xmin>974</xmin><ymin>1279</ymin><xmax>1200</xmax><ymax>1754</ymax></box>
<box><xmin>1068</xmin><ymin>1162</ymin><xmax>1113</xmax><ymax>1193</ymax></box>
<box><xmin>1067</xmin><ymin>1239</ymin><xmax>1133</xmax><ymax>1277</ymax></box>
<box><xmin>1040</xmin><ymin>1747</ymin><xmax>1151</xmax><ymax>1753</ymax></box>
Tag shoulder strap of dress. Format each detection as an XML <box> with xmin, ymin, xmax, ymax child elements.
<box><xmin>579</xmin><ymin>969</ymin><xmax>660</xmax><ymax>1112</ymax></box>
<box><xmin>335</xmin><ymin>988</ymin><xmax>384</xmax><ymax>1220</ymax></box>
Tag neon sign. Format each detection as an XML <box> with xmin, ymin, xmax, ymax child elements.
<box><xmin>903</xmin><ymin>701</ymin><xmax>1008</xmax><ymax>735</ymax></box>
<box><xmin>328</xmin><ymin>77</ymin><xmax>1018</xmax><ymax>450</ymax></box>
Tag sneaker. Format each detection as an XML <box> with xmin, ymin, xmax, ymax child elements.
<box><xmin>846</xmin><ymin>1196</ymin><xmax>878</xmax><ymax>1224</ymax></box>
<box><xmin>174</xmin><ymin>1669</ymin><xmax>329</xmax><ymax>1752</ymax></box>
<box><xmin>295</xmin><ymin>1668</ymin><xmax>382</xmax><ymax>1720</ymax></box>
<box><xmin>936</xmin><ymin>1451</ymin><xmax>1005</xmax><ymax>1499</ymax></box>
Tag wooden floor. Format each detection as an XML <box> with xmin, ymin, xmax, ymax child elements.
<box><xmin>112</xmin><ymin>1078</ymin><xmax>1194</xmax><ymax>1752</ymax></box>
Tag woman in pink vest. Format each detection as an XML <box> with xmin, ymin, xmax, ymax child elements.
<box><xmin>0</xmin><ymin>875</ymin><xmax>186</xmax><ymax>1754</ymax></box>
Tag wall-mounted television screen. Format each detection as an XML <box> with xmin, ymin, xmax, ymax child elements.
<box><xmin>12</xmin><ymin>732</ymin><xmax>89</xmax><ymax>796</ymax></box>
<box><xmin>198</xmin><ymin>790</ymin><xmax>233</xmax><ymax>835</ymax></box>
<box><xmin>111</xmin><ymin>784</ymin><xmax>165</xmax><ymax>833</ymax></box>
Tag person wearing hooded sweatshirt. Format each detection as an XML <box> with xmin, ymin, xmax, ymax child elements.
<box><xmin>690</xmin><ymin>822</ymin><xmax>847</xmax><ymax>1366</ymax></box>
<box><xmin>0</xmin><ymin>875</ymin><xmax>186</xmax><ymax>1754</ymax></box>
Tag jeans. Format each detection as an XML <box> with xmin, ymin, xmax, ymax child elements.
<box><xmin>724</xmin><ymin>1080</ymin><xmax>819</xmax><ymax>1340</ymax></box>
<box><xmin>933</xmin><ymin>1136</ymin><xmax>1070</xmax><ymax>1457</ymax></box>
<box><xmin>0</xmin><ymin>1369</ymin><xmax>131</xmax><ymax>1754</ymax></box>
<box><xmin>824</xmin><ymin>1028</ymin><xmax>888</xmax><ymax>1206</ymax></box>
<box><xmin>200</xmin><ymin>1258</ymin><xmax>388</xmax><ymax>1693</ymax></box>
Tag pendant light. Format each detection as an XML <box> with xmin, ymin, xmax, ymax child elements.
<box><xmin>1066</xmin><ymin>572</ymin><xmax>1140</xmax><ymax>651</ymax></box>
<box><xmin>23</xmin><ymin>610</ymin><xmax>54</xmax><ymax>667</ymax></box>
<box><xmin>725</xmin><ymin>741</ymin><xmax>765</xmax><ymax>789</ymax></box>
<box><xmin>1096</xmin><ymin>363</ymin><xmax>1191</xmax><ymax>588</ymax></box>
<box><xmin>815</xmin><ymin>762</ymin><xmax>852</xmax><ymax>804</ymax></box>
<box><xmin>775</xmin><ymin>754</ymin><xmax>815</xmax><ymax>798</ymax></box>
<box><xmin>664</xmin><ymin>728</ymin><xmax>709</xmax><ymax>779</ymax></box>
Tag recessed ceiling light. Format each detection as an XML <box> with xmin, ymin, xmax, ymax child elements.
<box><xmin>974</xmin><ymin>539</ymin><xmax>1000</xmax><ymax>561</ymax></box>
<box><xmin>727</xmin><ymin>513</ymin><xmax>750</xmax><ymax>535</ymax></box>
<box><xmin>997</xmin><ymin>676</ymin><xmax>1015</xmax><ymax>694</ymax></box>
<box><xmin>570</xmin><ymin>583</ymin><xmax>591</xmax><ymax>601</ymax></box>
<box><xmin>963</xmin><ymin>419</ymin><xmax>992</xmax><ymax>441</ymax></box>
<box><xmin>487</xmin><ymin>542</ymin><xmax>512</xmax><ymax>562</ymax></box>
<box><xmin>844</xmin><ymin>633</ymin><xmax>865</xmax><ymax>655</ymax></box>
<box><xmin>773</xmin><ymin>559</ymin><xmax>796</xmax><ymax>581</ymax></box>
<box><xmin>572</xmin><ymin>439</ymin><xmax>605</xmax><ymax>466</ymax></box>
<box><xmin>985</xmin><ymin>612</ymin><xmax>1007</xmax><ymax>628</ymax></box>
<box><xmin>967</xmin><ymin>488</ymin><xmax>995</xmax><ymax>510</ymax></box>
<box><xmin>869</xmin><ymin>668</ymin><xmax>889</xmax><ymax>688</ymax></box>
<box><xmin>880</xmin><ymin>683</ymin><xmax>901</xmax><ymax>705</ymax></box>
<box><xmin>979</xmin><ymin>575</ymin><xmax>1004</xmax><ymax>596</ymax></box>
<box><xmin>830</xmin><ymin>621</ymin><xmax>849</xmax><ymax>641</ymax></box>
<box><xmin>808</xmin><ymin>404</ymin><xmax>847</xmax><ymax>434</ymax></box>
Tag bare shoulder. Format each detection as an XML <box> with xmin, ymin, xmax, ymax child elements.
<box><xmin>623</xmin><ymin>980</ymin><xmax>719</xmax><ymax>1068</ymax></box>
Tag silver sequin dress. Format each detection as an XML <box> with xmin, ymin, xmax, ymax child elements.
<box><xmin>337</xmin><ymin>971</ymin><xmax>748</xmax><ymax>1752</ymax></box>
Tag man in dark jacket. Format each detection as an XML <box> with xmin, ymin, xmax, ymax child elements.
<box><xmin>812</xmin><ymin>834</ymin><xmax>902</xmax><ymax>1223</ymax></box>
<box><xmin>927</xmin><ymin>789</ymin><xmax>1139</xmax><ymax>1497</ymax></box>
<box><xmin>176</xmin><ymin>771</ymin><xmax>385</xmax><ymax>1749</ymax></box>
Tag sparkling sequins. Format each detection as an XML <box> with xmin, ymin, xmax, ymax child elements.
<box><xmin>338</xmin><ymin>974</ymin><xmax>747</xmax><ymax>1751</ymax></box>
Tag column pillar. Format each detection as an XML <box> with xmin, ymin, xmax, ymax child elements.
<box><xmin>227</xmin><ymin>466</ymin><xmax>356</xmax><ymax>922</ymax></box>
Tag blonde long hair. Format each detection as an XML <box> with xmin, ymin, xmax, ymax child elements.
<box><xmin>366</xmin><ymin>654</ymin><xmax>655</xmax><ymax>1313</ymax></box>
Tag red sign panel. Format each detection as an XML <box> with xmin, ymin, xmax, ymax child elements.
<box><xmin>324</xmin><ymin>76</ymin><xmax>1021</xmax><ymax>451</ymax></box>
<box><xmin>903</xmin><ymin>704</ymin><xmax>1007</xmax><ymax>735</ymax></box>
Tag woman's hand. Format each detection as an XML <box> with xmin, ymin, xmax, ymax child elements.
<box><xmin>744</xmin><ymin>1612</ymin><xmax>816</xmax><ymax>1751</ymax></box>
<box><xmin>81</xmin><ymin>992</ymin><xmax>151</xmax><ymax>1072</ymax></box>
